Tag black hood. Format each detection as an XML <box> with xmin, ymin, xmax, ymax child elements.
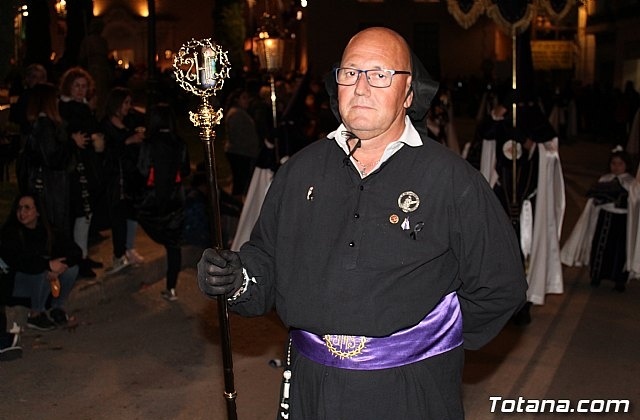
<box><xmin>323</xmin><ymin>52</ymin><xmax>439</xmax><ymax>125</ymax></box>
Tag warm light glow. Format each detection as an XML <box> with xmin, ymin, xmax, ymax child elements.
<box><xmin>112</xmin><ymin>49</ymin><xmax>134</xmax><ymax>70</ymax></box>
<box><xmin>136</xmin><ymin>4</ymin><xmax>149</xmax><ymax>17</ymax></box>
<box><xmin>93</xmin><ymin>0</ymin><xmax>104</xmax><ymax>15</ymax></box>
<box><xmin>55</xmin><ymin>0</ymin><xmax>67</xmax><ymax>17</ymax></box>
<box><xmin>93</xmin><ymin>0</ymin><xmax>147</xmax><ymax>17</ymax></box>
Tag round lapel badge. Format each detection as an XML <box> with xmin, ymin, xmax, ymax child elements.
<box><xmin>398</xmin><ymin>191</ymin><xmax>420</xmax><ymax>213</ymax></box>
<box><xmin>389</xmin><ymin>214</ymin><xmax>400</xmax><ymax>224</ymax></box>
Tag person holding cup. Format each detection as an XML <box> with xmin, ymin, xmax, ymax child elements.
<box><xmin>58</xmin><ymin>67</ymin><xmax>105</xmax><ymax>278</ymax></box>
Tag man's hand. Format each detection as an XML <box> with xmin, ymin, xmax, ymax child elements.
<box><xmin>197</xmin><ymin>248</ymin><xmax>244</xmax><ymax>298</ymax></box>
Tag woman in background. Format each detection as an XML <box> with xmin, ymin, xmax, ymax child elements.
<box><xmin>0</xmin><ymin>194</ymin><xmax>81</xmax><ymax>330</ymax></box>
<box><xmin>101</xmin><ymin>87</ymin><xmax>146</xmax><ymax>274</ymax></box>
<box><xmin>58</xmin><ymin>67</ymin><xmax>105</xmax><ymax>278</ymax></box>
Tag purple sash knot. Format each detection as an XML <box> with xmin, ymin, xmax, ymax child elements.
<box><xmin>290</xmin><ymin>292</ymin><xmax>463</xmax><ymax>370</ymax></box>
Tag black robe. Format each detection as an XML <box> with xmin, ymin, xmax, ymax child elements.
<box><xmin>229</xmin><ymin>128</ymin><xmax>527</xmax><ymax>419</ymax></box>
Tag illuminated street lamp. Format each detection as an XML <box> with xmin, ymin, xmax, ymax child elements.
<box><xmin>253</xmin><ymin>13</ymin><xmax>286</xmax><ymax>133</ymax></box>
<box><xmin>55</xmin><ymin>0</ymin><xmax>67</xmax><ymax>18</ymax></box>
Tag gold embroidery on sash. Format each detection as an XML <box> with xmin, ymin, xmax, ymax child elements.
<box><xmin>323</xmin><ymin>334</ymin><xmax>367</xmax><ymax>359</ymax></box>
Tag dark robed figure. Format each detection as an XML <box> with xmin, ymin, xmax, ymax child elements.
<box><xmin>198</xmin><ymin>27</ymin><xmax>527</xmax><ymax>419</ymax></box>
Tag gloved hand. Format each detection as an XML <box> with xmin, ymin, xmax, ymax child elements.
<box><xmin>197</xmin><ymin>248</ymin><xmax>244</xmax><ymax>298</ymax></box>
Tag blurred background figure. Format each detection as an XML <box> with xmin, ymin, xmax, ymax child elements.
<box><xmin>8</xmin><ymin>63</ymin><xmax>48</xmax><ymax>143</ymax></box>
<box><xmin>224</xmin><ymin>88</ymin><xmax>262</xmax><ymax>201</ymax></box>
<box><xmin>426</xmin><ymin>85</ymin><xmax>460</xmax><ymax>154</ymax></box>
<box><xmin>561</xmin><ymin>147</ymin><xmax>637</xmax><ymax>292</ymax></box>
<box><xmin>18</xmin><ymin>83</ymin><xmax>72</xmax><ymax>235</ymax></box>
<box><xmin>58</xmin><ymin>66</ymin><xmax>105</xmax><ymax>278</ymax></box>
<box><xmin>136</xmin><ymin>104</ymin><xmax>190</xmax><ymax>302</ymax></box>
<box><xmin>479</xmin><ymin>95</ymin><xmax>565</xmax><ymax>325</ymax></box>
<box><xmin>101</xmin><ymin>86</ymin><xmax>146</xmax><ymax>274</ymax></box>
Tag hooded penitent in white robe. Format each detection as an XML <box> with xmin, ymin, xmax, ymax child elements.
<box><xmin>480</xmin><ymin>138</ymin><xmax>565</xmax><ymax>305</ymax></box>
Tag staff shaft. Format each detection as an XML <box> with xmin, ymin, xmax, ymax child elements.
<box><xmin>201</xmin><ymin>132</ymin><xmax>238</xmax><ymax>420</ymax></box>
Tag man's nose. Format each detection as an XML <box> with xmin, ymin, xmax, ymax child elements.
<box><xmin>354</xmin><ymin>72</ymin><xmax>370</xmax><ymax>95</ymax></box>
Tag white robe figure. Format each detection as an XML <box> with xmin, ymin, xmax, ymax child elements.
<box><xmin>562</xmin><ymin>168</ymin><xmax>640</xmax><ymax>280</ymax></box>
<box><xmin>480</xmin><ymin>137</ymin><xmax>565</xmax><ymax>305</ymax></box>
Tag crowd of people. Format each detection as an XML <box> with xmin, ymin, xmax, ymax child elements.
<box><xmin>0</xmin><ymin>58</ymin><xmax>202</xmax><ymax>360</ymax></box>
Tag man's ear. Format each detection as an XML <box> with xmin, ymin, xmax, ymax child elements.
<box><xmin>404</xmin><ymin>85</ymin><xmax>414</xmax><ymax>109</ymax></box>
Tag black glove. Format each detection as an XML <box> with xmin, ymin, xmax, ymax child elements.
<box><xmin>197</xmin><ymin>248</ymin><xmax>244</xmax><ymax>298</ymax></box>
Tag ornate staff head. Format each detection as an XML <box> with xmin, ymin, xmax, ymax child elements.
<box><xmin>173</xmin><ymin>38</ymin><xmax>231</xmax><ymax>137</ymax></box>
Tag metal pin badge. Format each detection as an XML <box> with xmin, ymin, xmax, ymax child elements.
<box><xmin>398</xmin><ymin>191</ymin><xmax>420</xmax><ymax>213</ymax></box>
<box><xmin>307</xmin><ymin>186</ymin><xmax>314</xmax><ymax>201</ymax></box>
<box><xmin>389</xmin><ymin>214</ymin><xmax>399</xmax><ymax>224</ymax></box>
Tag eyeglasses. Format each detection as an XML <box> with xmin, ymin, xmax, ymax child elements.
<box><xmin>335</xmin><ymin>67</ymin><xmax>411</xmax><ymax>88</ymax></box>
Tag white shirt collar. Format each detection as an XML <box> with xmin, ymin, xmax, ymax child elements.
<box><xmin>328</xmin><ymin>116</ymin><xmax>422</xmax><ymax>177</ymax></box>
<box><xmin>329</xmin><ymin>115</ymin><xmax>422</xmax><ymax>152</ymax></box>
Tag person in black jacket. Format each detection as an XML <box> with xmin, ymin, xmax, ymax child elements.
<box><xmin>0</xmin><ymin>194</ymin><xmax>82</xmax><ymax>330</ymax></box>
<box><xmin>101</xmin><ymin>87</ymin><xmax>146</xmax><ymax>273</ymax></box>
<box><xmin>58</xmin><ymin>67</ymin><xmax>105</xmax><ymax>278</ymax></box>
<box><xmin>137</xmin><ymin>104</ymin><xmax>190</xmax><ymax>301</ymax></box>
<box><xmin>19</xmin><ymin>83</ymin><xmax>73</xmax><ymax>234</ymax></box>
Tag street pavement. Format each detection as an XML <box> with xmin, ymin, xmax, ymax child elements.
<box><xmin>1</xmin><ymin>138</ymin><xmax>639</xmax><ymax>419</ymax></box>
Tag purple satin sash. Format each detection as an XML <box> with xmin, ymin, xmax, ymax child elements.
<box><xmin>290</xmin><ymin>292</ymin><xmax>463</xmax><ymax>370</ymax></box>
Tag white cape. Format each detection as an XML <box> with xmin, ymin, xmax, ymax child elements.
<box><xmin>559</xmin><ymin>197</ymin><xmax>599</xmax><ymax>267</ymax></box>
<box><xmin>230</xmin><ymin>167</ymin><xmax>274</xmax><ymax>251</ymax></box>
<box><xmin>526</xmin><ymin>139</ymin><xmax>565</xmax><ymax>305</ymax></box>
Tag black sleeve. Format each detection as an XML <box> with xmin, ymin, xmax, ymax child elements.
<box><xmin>0</xmin><ymin>226</ymin><xmax>50</xmax><ymax>274</ymax></box>
<box><xmin>51</xmin><ymin>228</ymin><xmax>83</xmax><ymax>267</ymax></box>
<box><xmin>452</xmin><ymin>168</ymin><xmax>528</xmax><ymax>350</ymax></box>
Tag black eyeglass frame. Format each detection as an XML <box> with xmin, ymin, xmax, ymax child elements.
<box><xmin>335</xmin><ymin>67</ymin><xmax>412</xmax><ymax>88</ymax></box>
